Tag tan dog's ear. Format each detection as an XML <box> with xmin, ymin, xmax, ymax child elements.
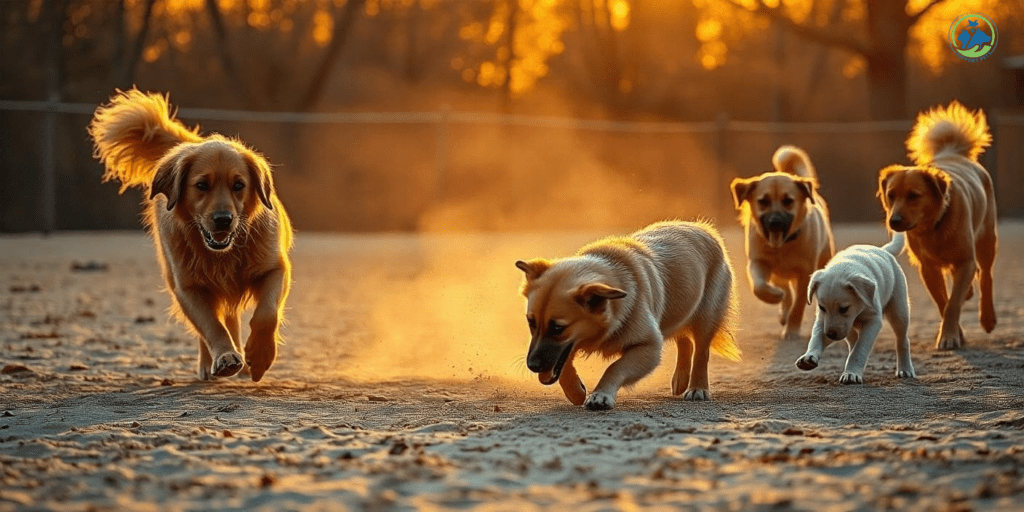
<box><xmin>807</xmin><ymin>270</ymin><xmax>822</xmax><ymax>305</ymax></box>
<box><xmin>846</xmin><ymin>274</ymin><xmax>876</xmax><ymax>308</ymax></box>
<box><xmin>243</xmin><ymin>151</ymin><xmax>275</xmax><ymax>210</ymax></box>
<box><xmin>574</xmin><ymin>283</ymin><xmax>627</xmax><ymax>312</ymax></box>
<box><xmin>730</xmin><ymin>177</ymin><xmax>758</xmax><ymax>210</ymax></box>
<box><xmin>515</xmin><ymin>259</ymin><xmax>551</xmax><ymax>280</ymax></box>
<box><xmin>924</xmin><ymin>167</ymin><xmax>952</xmax><ymax>213</ymax></box>
<box><xmin>793</xmin><ymin>177</ymin><xmax>817</xmax><ymax>205</ymax></box>
<box><xmin>150</xmin><ymin>153</ymin><xmax>192</xmax><ymax>211</ymax></box>
<box><xmin>877</xmin><ymin>165</ymin><xmax>903</xmax><ymax>206</ymax></box>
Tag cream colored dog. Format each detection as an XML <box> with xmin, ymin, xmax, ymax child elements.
<box><xmin>796</xmin><ymin>233</ymin><xmax>915</xmax><ymax>384</ymax></box>
<box><xmin>731</xmin><ymin>146</ymin><xmax>834</xmax><ymax>341</ymax></box>
<box><xmin>515</xmin><ymin>221</ymin><xmax>741</xmax><ymax>410</ymax></box>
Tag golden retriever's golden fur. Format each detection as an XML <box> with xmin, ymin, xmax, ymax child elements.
<box><xmin>730</xmin><ymin>146</ymin><xmax>835</xmax><ymax>341</ymax></box>
<box><xmin>878</xmin><ymin>101</ymin><xmax>997</xmax><ymax>350</ymax></box>
<box><xmin>89</xmin><ymin>89</ymin><xmax>293</xmax><ymax>381</ymax></box>
<box><xmin>515</xmin><ymin>221</ymin><xmax>741</xmax><ymax>410</ymax></box>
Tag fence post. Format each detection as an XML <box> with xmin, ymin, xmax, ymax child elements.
<box><xmin>434</xmin><ymin>105</ymin><xmax>450</xmax><ymax>205</ymax></box>
<box><xmin>714</xmin><ymin>113</ymin><xmax>729</xmax><ymax>222</ymax></box>
<box><xmin>41</xmin><ymin>97</ymin><xmax>57</xmax><ymax>234</ymax></box>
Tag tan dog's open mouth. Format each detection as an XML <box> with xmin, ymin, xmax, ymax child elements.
<box><xmin>199</xmin><ymin>224</ymin><xmax>236</xmax><ymax>251</ymax></box>
<box><xmin>537</xmin><ymin>344</ymin><xmax>574</xmax><ymax>385</ymax></box>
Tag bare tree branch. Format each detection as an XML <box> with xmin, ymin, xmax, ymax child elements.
<box><xmin>204</xmin><ymin>0</ymin><xmax>252</xmax><ymax>107</ymax></box>
<box><xmin>296</xmin><ymin>0</ymin><xmax>365</xmax><ymax>112</ymax></box>
<box><xmin>909</xmin><ymin>0</ymin><xmax>948</xmax><ymax>23</ymax></box>
<box><xmin>120</xmin><ymin>0</ymin><xmax>156</xmax><ymax>87</ymax></box>
<box><xmin>725</xmin><ymin>0</ymin><xmax>869</xmax><ymax>56</ymax></box>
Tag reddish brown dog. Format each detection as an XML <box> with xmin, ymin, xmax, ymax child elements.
<box><xmin>878</xmin><ymin>101</ymin><xmax>997</xmax><ymax>350</ymax></box>
<box><xmin>89</xmin><ymin>89</ymin><xmax>293</xmax><ymax>381</ymax></box>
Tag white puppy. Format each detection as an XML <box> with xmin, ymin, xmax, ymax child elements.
<box><xmin>795</xmin><ymin>232</ymin><xmax>915</xmax><ymax>383</ymax></box>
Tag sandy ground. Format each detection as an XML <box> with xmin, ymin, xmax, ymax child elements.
<box><xmin>2</xmin><ymin>223</ymin><xmax>1023</xmax><ymax>511</ymax></box>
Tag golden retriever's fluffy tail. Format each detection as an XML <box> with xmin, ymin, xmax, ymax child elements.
<box><xmin>907</xmin><ymin>100</ymin><xmax>991</xmax><ymax>165</ymax></box>
<box><xmin>88</xmin><ymin>89</ymin><xmax>202</xmax><ymax>193</ymax></box>
<box><xmin>772</xmin><ymin>145</ymin><xmax>817</xmax><ymax>180</ymax></box>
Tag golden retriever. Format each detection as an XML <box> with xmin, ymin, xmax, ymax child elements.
<box><xmin>877</xmin><ymin>100</ymin><xmax>997</xmax><ymax>350</ymax></box>
<box><xmin>730</xmin><ymin>146</ymin><xmax>835</xmax><ymax>341</ymax></box>
<box><xmin>89</xmin><ymin>89</ymin><xmax>293</xmax><ymax>381</ymax></box>
<box><xmin>515</xmin><ymin>221</ymin><xmax>741</xmax><ymax>410</ymax></box>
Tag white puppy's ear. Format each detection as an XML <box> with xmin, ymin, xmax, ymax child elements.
<box><xmin>807</xmin><ymin>270</ymin><xmax>822</xmax><ymax>305</ymax></box>
<box><xmin>847</xmin><ymin>274</ymin><xmax>876</xmax><ymax>308</ymax></box>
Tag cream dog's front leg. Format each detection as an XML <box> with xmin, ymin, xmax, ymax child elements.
<box><xmin>584</xmin><ymin>340</ymin><xmax>661</xmax><ymax>411</ymax></box>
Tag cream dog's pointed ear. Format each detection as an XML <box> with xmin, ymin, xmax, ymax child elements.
<box><xmin>807</xmin><ymin>270</ymin><xmax>822</xmax><ymax>305</ymax></box>
<box><xmin>515</xmin><ymin>259</ymin><xmax>551</xmax><ymax>280</ymax></box>
<box><xmin>793</xmin><ymin>176</ymin><xmax>817</xmax><ymax>205</ymax></box>
<box><xmin>847</xmin><ymin>274</ymin><xmax>876</xmax><ymax>308</ymax></box>
<box><xmin>730</xmin><ymin>177</ymin><xmax>759</xmax><ymax>210</ymax></box>
<box><xmin>573</xmin><ymin>283</ymin><xmax>627</xmax><ymax>312</ymax></box>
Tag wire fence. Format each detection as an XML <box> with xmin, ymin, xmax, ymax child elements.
<box><xmin>1</xmin><ymin>100</ymin><xmax>1022</xmax><ymax>232</ymax></box>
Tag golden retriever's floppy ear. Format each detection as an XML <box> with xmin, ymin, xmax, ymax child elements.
<box><xmin>877</xmin><ymin>165</ymin><xmax>903</xmax><ymax>206</ymax></box>
<box><xmin>730</xmin><ymin>177</ymin><xmax>758</xmax><ymax>209</ymax></box>
<box><xmin>242</xmin><ymin>150</ymin><xmax>275</xmax><ymax>210</ymax></box>
<box><xmin>847</xmin><ymin>274</ymin><xmax>876</xmax><ymax>308</ymax></box>
<box><xmin>807</xmin><ymin>270</ymin><xmax>822</xmax><ymax>305</ymax></box>
<box><xmin>515</xmin><ymin>259</ymin><xmax>551</xmax><ymax>280</ymax></box>
<box><xmin>924</xmin><ymin>167</ymin><xmax>952</xmax><ymax>212</ymax></box>
<box><xmin>150</xmin><ymin>152</ymin><xmax>192</xmax><ymax>211</ymax></box>
<box><xmin>573</xmin><ymin>283</ymin><xmax>627</xmax><ymax>312</ymax></box>
<box><xmin>793</xmin><ymin>176</ymin><xmax>817</xmax><ymax>205</ymax></box>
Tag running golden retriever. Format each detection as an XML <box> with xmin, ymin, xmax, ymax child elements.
<box><xmin>89</xmin><ymin>89</ymin><xmax>293</xmax><ymax>381</ymax></box>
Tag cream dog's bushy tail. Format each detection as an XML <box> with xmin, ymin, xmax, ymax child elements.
<box><xmin>88</xmin><ymin>88</ymin><xmax>202</xmax><ymax>193</ymax></box>
<box><xmin>772</xmin><ymin>145</ymin><xmax>817</xmax><ymax>180</ymax></box>
<box><xmin>883</xmin><ymin>232</ymin><xmax>906</xmax><ymax>257</ymax></box>
<box><xmin>907</xmin><ymin>100</ymin><xmax>991</xmax><ymax>165</ymax></box>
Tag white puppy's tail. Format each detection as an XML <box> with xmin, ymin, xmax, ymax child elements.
<box><xmin>883</xmin><ymin>232</ymin><xmax>906</xmax><ymax>257</ymax></box>
<box><xmin>772</xmin><ymin>145</ymin><xmax>817</xmax><ymax>180</ymax></box>
<box><xmin>907</xmin><ymin>100</ymin><xmax>991</xmax><ymax>165</ymax></box>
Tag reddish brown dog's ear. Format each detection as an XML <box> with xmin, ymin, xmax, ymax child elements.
<box><xmin>730</xmin><ymin>177</ymin><xmax>757</xmax><ymax>210</ymax></box>
<box><xmin>243</xmin><ymin>151</ymin><xmax>274</xmax><ymax>210</ymax></box>
<box><xmin>515</xmin><ymin>259</ymin><xmax>551</xmax><ymax>280</ymax></box>
<box><xmin>793</xmin><ymin>177</ymin><xmax>817</xmax><ymax>205</ymax></box>
<box><xmin>877</xmin><ymin>165</ymin><xmax>903</xmax><ymax>206</ymax></box>
<box><xmin>150</xmin><ymin>153</ymin><xmax>192</xmax><ymax>211</ymax></box>
<box><xmin>574</xmin><ymin>283</ymin><xmax>627</xmax><ymax>312</ymax></box>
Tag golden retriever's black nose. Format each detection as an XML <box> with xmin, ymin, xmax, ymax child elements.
<box><xmin>212</xmin><ymin>210</ymin><xmax>233</xmax><ymax>230</ymax></box>
<box><xmin>888</xmin><ymin>214</ymin><xmax>904</xmax><ymax>230</ymax></box>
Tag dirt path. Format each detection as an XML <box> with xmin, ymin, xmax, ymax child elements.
<box><xmin>2</xmin><ymin>224</ymin><xmax>1023</xmax><ymax>511</ymax></box>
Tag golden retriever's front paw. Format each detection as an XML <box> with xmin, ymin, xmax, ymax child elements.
<box><xmin>244</xmin><ymin>338</ymin><xmax>277</xmax><ymax>383</ymax></box>
<box><xmin>839</xmin><ymin>372</ymin><xmax>863</xmax><ymax>385</ymax></box>
<box><xmin>754</xmin><ymin>285</ymin><xmax>785</xmax><ymax>305</ymax></box>
<box><xmin>584</xmin><ymin>391</ymin><xmax>615</xmax><ymax>411</ymax></box>
<box><xmin>683</xmin><ymin>388</ymin><xmax>710</xmax><ymax>401</ymax></box>
<box><xmin>795</xmin><ymin>353</ymin><xmax>819</xmax><ymax>371</ymax></box>
<box><xmin>198</xmin><ymin>365</ymin><xmax>213</xmax><ymax>381</ymax></box>
<box><xmin>935</xmin><ymin>327</ymin><xmax>965</xmax><ymax>350</ymax></box>
<box><xmin>212</xmin><ymin>352</ymin><xmax>244</xmax><ymax>377</ymax></box>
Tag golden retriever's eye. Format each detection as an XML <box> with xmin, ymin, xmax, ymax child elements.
<box><xmin>757</xmin><ymin>197</ymin><xmax>771</xmax><ymax>208</ymax></box>
<box><xmin>782</xmin><ymin>196</ymin><xmax>794</xmax><ymax>207</ymax></box>
<box><xmin>839</xmin><ymin>306</ymin><xmax>849</xmax><ymax>315</ymax></box>
<box><xmin>548</xmin><ymin>321</ymin><xmax>566</xmax><ymax>337</ymax></box>
<box><xmin>196</xmin><ymin>182</ymin><xmax>209</xmax><ymax>191</ymax></box>
<box><xmin>233</xmin><ymin>181</ymin><xmax>245</xmax><ymax>191</ymax></box>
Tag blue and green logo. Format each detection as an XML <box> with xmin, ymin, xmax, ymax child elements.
<box><xmin>949</xmin><ymin>13</ymin><xmax>997</xmax><ymax>62</ymax></box>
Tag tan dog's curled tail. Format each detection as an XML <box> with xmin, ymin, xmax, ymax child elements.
<box><xmin>711</xmin><ymin>331</ymin><xmax>742</xmax><ymax>362</ymax></box>
<box><xmin>883</xmin><ymin>232</ymin><xmax>906</xmax><ymax>257</ymax></box>
<box><xmin>907</xmin><ymin>100</ymin><xmax>991</xmax><ymax>165</ymax></box>
<box><xmin>772</xmin><ymin>145</ymin><xmax>817</xmax><ymax>180</ymax></box>
<box><xmin>89</xmin><ymin>88</ymin><xmax>202</xmax><ymax>193</ymax></box>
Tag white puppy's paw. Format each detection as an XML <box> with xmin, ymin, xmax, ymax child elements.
<box><xmin>896</xmin><ymin>367</ymin><xmax>916</xmax><ymax>379</ymax></box>
<box><xmin>584</xmin><ymin>391</ymin><xmax>616</xmax><ymax>411</ymax></box>
<box><xmin>839</xmin><ymin>372</ymin><xmax>863</xmax><ymax>385</ymax></box>
<box><xmin>682</xmin><ymin>388</ymin><xmax>711</xmax><ymax>401</ymax></box>
<box><xmin>795</xmin><ymin>353</ymin><xmax>819</xmax><ymax>371</ymax></box>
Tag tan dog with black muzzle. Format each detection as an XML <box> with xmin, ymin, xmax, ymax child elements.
<box><xmin>515</xmin><ymin>221</ymin><xmax>741</xmax><ymax>411</ymax></box>
<box><xmin>730</xmin><ymin>146</ymin><xmax>835</xmax><ymax>341</ymax></box>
